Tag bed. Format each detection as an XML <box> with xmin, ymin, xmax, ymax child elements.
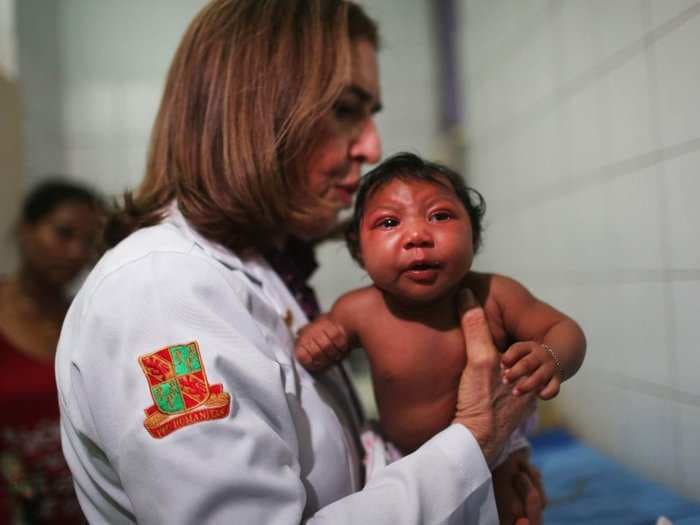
<box><xmin>530</xmin><ymin>430</ymin><xmax>700</xmax><ymax>524</ymax></box>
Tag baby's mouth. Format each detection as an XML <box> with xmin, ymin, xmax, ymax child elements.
<box><xmin>407</xmin><ymin>260</ymin><xmax>441</xmax><ymax>271</ymax></box>
<box><xmin>403</xmin><ymin>260</ymin><xmax>442</xmax><ymax>282</ymax></box>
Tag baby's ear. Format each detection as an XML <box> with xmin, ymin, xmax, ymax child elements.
<box><xmin>344</xmin><ymin>230</ymin><xmax>365</xmax><ymax>268</ymax></box>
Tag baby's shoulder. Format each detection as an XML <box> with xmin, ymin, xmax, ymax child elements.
<box><xmin>463</xmin><ymin>271</ymin><xmax>496</xmax><ymax>304</ymax></box>
<box><xmin>330</xmin><ymin>285</ymin><xmax>384</xmax><ymax>328</ymax></box>
<box><xmin>464</xmin><ymin>271</ymin><xmax>525</xmax><ymax>304</ymax></box>
<box><xmin>333</xmin><ymin>285</ymin><xmax>383</xmax><ymax>315</ymax></box>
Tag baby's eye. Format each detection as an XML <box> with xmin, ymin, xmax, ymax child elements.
<box><xmin>430</xmin><ymin>211</ymin><xmax>453</xmax><ymax>222</ymax></box>
<box><xmin>377</xmin><ymin>217</ymin><xmax>399</xmax><ymax>229</ymax></box>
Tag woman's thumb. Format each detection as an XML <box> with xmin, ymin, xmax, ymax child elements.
<box><xmin>459</xmin><ymin>289</ymin><xmax>498</xmax><ymax>363</ymax></box>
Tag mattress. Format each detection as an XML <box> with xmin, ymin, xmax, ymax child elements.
<box><xmin>530</xmin><ymin>430</ymin><xmax>700</xmax><ymax>524</ymax></box>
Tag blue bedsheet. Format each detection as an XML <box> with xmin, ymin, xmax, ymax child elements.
<box><xmin>530</xmin><ymin>430</ymin><xmax>700</xmax><ymax>524</ymax></box>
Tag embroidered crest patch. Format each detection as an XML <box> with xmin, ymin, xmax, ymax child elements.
<box><xmin>138</xmin><ymin>341</ymin><xmax>231</xmax><ymax>438</ymax></box>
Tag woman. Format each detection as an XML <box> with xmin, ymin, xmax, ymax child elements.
<box><xmin>56</xmin><ymin>1</ymin><xmax>543</xmax><ymax>523</ymax></box>
<box><xmin>1</xmin><ymin>180</ymin><xmax>101</xmax><ymax>524</ymax></box>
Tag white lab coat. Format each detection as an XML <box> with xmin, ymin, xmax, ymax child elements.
<box><xmin>56</xmin><ymin>205</ymin><xmax>499</xmax><ymax>524</ymax></box>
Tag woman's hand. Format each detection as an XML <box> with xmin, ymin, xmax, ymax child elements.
<box><xmin>492</xmin><ymin>448</ymin><xmax>546</xmax><ymax>525</ymax></box>
<box><xmin>513</xmin><ymin>454</ymin><xmax>546</xmax><ymax>525</ymax></box>
<box><xmin>453</xmin><ymin>289</ymin><xmax>536</xmax><ymax>465</ymax></box>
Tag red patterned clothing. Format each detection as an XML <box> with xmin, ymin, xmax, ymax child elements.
<box><xmin>0</xmin><ymin>330</ymin><xmax>84</xmax><ymax>524</ymax></box>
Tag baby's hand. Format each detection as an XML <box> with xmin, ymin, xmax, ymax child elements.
<box><xmin>501</xmin><ymin>341</ymin><xmax>562</xmax><ymax>399</ymax></box>
<box><xmin>294</xmin><ymin>314</ymin><xmax>350</xmax><ymax>372</ymax></box>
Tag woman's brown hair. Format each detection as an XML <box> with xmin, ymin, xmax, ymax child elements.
<box><xmin>105</xmin><ymin>0</ymin><xmax>378</xmax><ymax>252</ymax></box>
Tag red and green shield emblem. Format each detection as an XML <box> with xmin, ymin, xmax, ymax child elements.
<box><xmin>138</xmin><ymin>342</ymin><xmax>231</xmax><ymax>438</ymax></box>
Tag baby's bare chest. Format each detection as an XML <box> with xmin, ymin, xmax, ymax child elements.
<box><xmin>361</xmin><ymin>321</ymin><xmax>466</xmax><ymax>387</ymax></box>
<box><xmin>360</xmin><ymin>307</ymin><xmax>509</xmax><ymax>385</ymax></box>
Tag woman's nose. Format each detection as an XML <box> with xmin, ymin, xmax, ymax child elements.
<box><xmin>350</xmin><ymin>118</ymin><xmax>382</xmax><ymax>165</ymax></box>
<box><xmin>65</xmin><ymin>238</ymin><xmax>91</xmax><ymax>264</ymax></box>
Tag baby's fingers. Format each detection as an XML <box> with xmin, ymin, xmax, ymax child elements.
<box><xmin>502</xmin><ymin>342</ymin><xmax>532</xmax><ymax>368</ymax></box>
<box><xmin>538</xmin><ymin>377</ymin><xmax>561</xmax><ymax>400</ymax></box>
<box><xmin>324</xmin><ymin>322</ymin><xmax>348</xmax><ymax>350</ymax></box>
<box><xmin>319</xmin><ymin>327</ymin><xmax>348</xmax><ymax>361</ymax></box>
<box><xmin>502</xmin><ymin>354</ymin><xmax>538</xmax><ymax>384</ymax></box>
<box><xmin>512</xmin><ymin>365</ymin><xmax>554</xmax><ymax>396</ymax></box>
<box><xmin>295</xmin><ymin>343</ymin><xmax>317</xmax><ymax>369</ymax></box>
<box><xmin>306</xmin><ymin>337</ymin><xmax>334</xmax><ymax>370</ymax></box>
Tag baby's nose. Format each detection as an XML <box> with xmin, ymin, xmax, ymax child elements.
<box><xmin>403</xmin><ymin>224</ymin><xmax>433</xmax><ymax>249</ymax></box>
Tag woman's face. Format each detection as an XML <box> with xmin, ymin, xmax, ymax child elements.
<box><xmin>20</xmin><ymin>201</ymin><xmax>101</xmax><ymax>288</ymax></box>
<box><xmin>303</xmin><ymin>38</ymin><xmax>382</xmax><ymax>237</ymax></box>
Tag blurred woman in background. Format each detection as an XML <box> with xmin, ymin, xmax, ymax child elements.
<box><xmin>0</xmin><ymin>180</ymin><xmax>101</xmax><ymax>524</ymax></box>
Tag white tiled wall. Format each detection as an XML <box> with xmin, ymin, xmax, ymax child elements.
<box><xmin>0</xmin><ymin>0</ymin><xmax>16</xmax><ymax>78</ymax></box>
<box><xmin>0</xmin><ymin>0</ymin><xmax>21</xmax><ymax>274</ymax></box>
<box><xmin>16</xmin><ymin>0</ymin><xmax>207</xmax><ymax>190</ymax></box>
<box><xmin>665</xmin><ymin>151</ymin><xmax>700</xmax><ymax>269</ymax></box>
<box><xmin>672</xmin><ymin>282</ymin><xmax>700</xmax><ymax>397</ymax></box>
<box><xmin>463</xmin><ymin>0</ymin><xmax>700</xmax><ymax>501</ymax></box>
<box><xmin>679</xmin><ymin>403</ymin><xmax>700</xmax><ymax>490</ymax></box>
<box><xmin>652</xmin><ymin>5</ymin><xmax>700</xmax><ymax>149</ymax></box>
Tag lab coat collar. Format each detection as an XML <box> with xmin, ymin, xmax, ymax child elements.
<box><xmin>164</xmin><ymin>201</ymin><xmax>265</xmax><ymax>288</ymax></box>
<box><xmin>163</xmin><ymin>201</ymin><xmax>311</xmax><ymax>332</ymax></box>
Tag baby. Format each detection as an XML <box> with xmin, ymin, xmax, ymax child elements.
<box><xmin>295</xmin><ymin>152</ymin><xmax>586</xmax><ymax>517</ymax></box>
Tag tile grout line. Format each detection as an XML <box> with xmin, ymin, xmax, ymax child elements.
<box><xmin>642</xmin><ymin>0</ymin><xmax>685</xmax><ymax>494</ymax></box>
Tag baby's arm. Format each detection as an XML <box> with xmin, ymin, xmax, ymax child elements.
<box><xmin>294</xmin><ymin>289</ymin><xmax>365</xmax><ymax>371</ymax></box>
<box><xmin>489</xmin><ymin>274</ymin><xmax>586</xmax><ymax>399</ymax></box>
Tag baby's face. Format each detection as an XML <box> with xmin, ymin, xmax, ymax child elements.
<box><xmin>358</xmin><ymin>177</ymin><xmax>474</xmax><ymax>304</ymax></box>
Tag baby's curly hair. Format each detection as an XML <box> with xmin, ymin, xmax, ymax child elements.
<box><xmin>345</xmin><ymin>152</ymin><xmax>486</xmax><ymax>265</ymax></box>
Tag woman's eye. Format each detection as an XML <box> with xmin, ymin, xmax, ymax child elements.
<box><xmin>430</xmin><ymin>211</ymin><xmax>453</xmax><ymax>222</ymax></box>
<box><xmin>54</xmin><ymin>225</ymin><xmax>75</xmax><ymax>240</ymax></box>
<box><xmin>334</xmin><ymin>102</ymin><xmax>361</xmax><ymax>122</ymax></box>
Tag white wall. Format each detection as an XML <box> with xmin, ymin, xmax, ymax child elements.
<box><xmin>16</xmin><ymin>0</ymin><xmax>209</xmax><ymax>194</ymax></box>
<box><xmin>462</xmin><ymin>0</ymin><xmax>700</xmax><ymax>501</ymax></box>
<box><xmin>0</xmin><ymin>0</ymin><xmax>22</xmax><ymax>273</ymax></box>
<box><xmin>0</xmin><ymin>0</ymin><xmax>16</xmax><ymax>77</ymax></box>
